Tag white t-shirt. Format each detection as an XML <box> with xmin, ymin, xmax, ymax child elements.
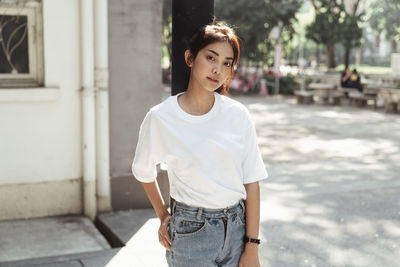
<box><xmin>132</xmin><ymin>91</ymin><xmax>268</xmax><ymax>209</ymax></box>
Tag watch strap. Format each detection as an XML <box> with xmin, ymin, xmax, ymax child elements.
<box><xmin>243</xmin><ymin>236</ymin><xmax>261</xmax><ymax>244</ymax></box>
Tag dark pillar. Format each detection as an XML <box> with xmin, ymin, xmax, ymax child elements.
<box><xmin>171</xmin><ymin>0</ymin><xmax>214</xmax><ymax>96</ymax></box>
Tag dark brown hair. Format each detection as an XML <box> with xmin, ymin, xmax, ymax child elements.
<box><xmin>186</xmin><ymin>21</ymin><xmax>240</xmax><ymax>95</ymax></box>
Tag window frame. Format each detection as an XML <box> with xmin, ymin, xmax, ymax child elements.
<box><xmin>0</xmin><ymin>1</ymin><xmax>44</xmax><ymax>88</ymax></box>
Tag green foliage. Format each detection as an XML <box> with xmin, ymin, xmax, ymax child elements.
<box><xmin>305</xmin><ymin>77</ymin><xmax>313</xmax><ymax>90</ymax></box>
<box><xmin>215</xmin><ymin>0</ymin><xmax>302</xmax><ymax>61</ymax></box>
<box><xmin>306</xmin><ymin>6</ymin><xmax>342</xmax><ymax>46</ymax></box>
<box><xmin>339</xmin><ymin>14</ymin><xmax>363</xmax><ymax>50</ymax></box>
<box><xmin>279</xmin><ymin>75</ymin><xmax>299</xmax><ymax>94</ymax></box>
<box><xmin>369</xmin><ymin>0</ymin><xmax>400</xmax><ymax>42</ymax></box>
<box><xmin>264</xmin><ymin>75</ymin><xmax>275</xmax><ymax>94</ymax></box>
<box><xmin>263</xmin><ymin>75</ymin><xmax>299</xmax><ymax>95</ymax></box>
<box><xmin>305</xmin><ymin>0</ymin><xmax>364</xmax><ymax>67</ymax></box>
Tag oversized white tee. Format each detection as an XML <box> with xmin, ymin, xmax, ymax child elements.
<box><xmin>132</xmin><ymin>91</ymin><xmax>268</xmax><ymax>209</ymax></box>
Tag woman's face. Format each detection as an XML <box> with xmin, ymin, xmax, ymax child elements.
<box><xmin>187</xmin><ymin>41</ymin><xmax>234</xmax><ymax>92</ymax></box>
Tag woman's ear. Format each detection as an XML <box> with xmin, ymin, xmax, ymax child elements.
<box><xmin>184</xmin><ymin>50</ymin><xmax>193</xmax><ymax>67</ymax></box>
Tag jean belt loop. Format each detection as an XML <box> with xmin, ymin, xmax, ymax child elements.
<box><xmin>196</xmin><ymin>208</ymin><xmax>203</xmax><ymax>221</ymax></box>
<box><xmin>239</xmin><ymin>199</ymin><xmax>245</xmax><ymax>213</ymax></box>
<box><xmin>171</xmin><ymin>198</ymin><xmax>176</xmax><ymax>215</ymax></box>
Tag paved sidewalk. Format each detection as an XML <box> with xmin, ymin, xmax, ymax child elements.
<box><xmin>1</xmin><ymin>94</ymin><xmax>400</xmax><ymax>267</ymax></box>
<box><xmin>243</xmin><ymin>95</ymin><xmax>400</xmax><ymax>267</ymax></box>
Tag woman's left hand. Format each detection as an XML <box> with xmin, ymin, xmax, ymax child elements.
<box><xmin>238</xmin><ymin>247</ymin><xmax>261</xmax><ymax>267</ymax></box>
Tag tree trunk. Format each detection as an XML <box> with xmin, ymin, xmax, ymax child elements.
<box><xmin>392</xmin><ymin>40</ymin><xmax>398</xmax><ymax>53</ymax></box>
<box><xmin>316</xmin><ymin>45</ymin><xmax>320</xmax><ymax>66</ymax></box>
<box><xmin>327</xmin><ymin>45</ymin><xmax>335</xmax><ymax>69</ymax></box>
<box><xmin>355</xmin><ymin>48</ymin><xmax>361</xmax><ymax>66</ymax></box>
<box><xmin>344</xmin><ymin>47</ymin><xmax>350</xmax><ymax>68</ymax></box>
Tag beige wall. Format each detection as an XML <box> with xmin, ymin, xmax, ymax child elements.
<box><xmin>0</xmin><ymin>0</ymin><xmax>82</xmax><ymax>220</ymax></box>
<box><xmin>0</xmin><ymin>179</ymin><xmax>82</xmax><ymax>220</ymax></box>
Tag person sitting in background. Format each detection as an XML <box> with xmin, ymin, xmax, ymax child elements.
<box><xmin>341</xmin><ymin>66</ymin><xmax>352</xmax><ymax>87</ymax></box>
<box><xmin>341</xmin><ymin>67</ymin><xmax>363</xmax><ymax>92</ymax></box>
<box><xmin>348</xmin><ymin>69</ymin><xmax>363</xmax><ymax>92</ymax></box>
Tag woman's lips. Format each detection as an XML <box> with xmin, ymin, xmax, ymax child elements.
<box><xmin>207</xmin><ymin>77</ymin><xmax>219</xmax><ymax>83</ymax></box>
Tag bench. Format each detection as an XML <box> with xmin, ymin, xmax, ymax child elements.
<box><xmin>294</xmin><ymin>90</ymin><xmax>314</xmax><ymax>104</ymax></box>
<box><xmin>348</xmin><ymin>91</ymin><xmax>377</xmax><ymax>107</ymax></box>
<box><xmin>330</xmin><ymin>91</ymin><xmax>345</xmax><ymax>105</ymax></box>
<box><xmin>379</xmin><ymin>88</ymin><xmax>400</xmax><ymax>113</ymax></box>
<box><xmin>309</xmin><ymin>83</ymin><xmax>343</xmax><ymax>105</ymax></box>
<box><xmin>338</xmin><ymin>87</ymin><xmax>358</xmax><ymax>98</ymax></box>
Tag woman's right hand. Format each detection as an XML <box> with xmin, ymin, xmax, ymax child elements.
<box><xmin>158</xmin><ymin>213</ymin><xmax>172</xmax><ymax>251</ymax></box>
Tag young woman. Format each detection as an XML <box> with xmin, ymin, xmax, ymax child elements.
<box><xmin>132</xmin><ymin>21</ymin><xmax>268</xmax><ymax>267</ymax></box>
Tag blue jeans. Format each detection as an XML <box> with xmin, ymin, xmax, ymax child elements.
<box><xmin>166</xmin><ymin>199</ymin><xmax>246</xmax><ymax>267</ymax></box>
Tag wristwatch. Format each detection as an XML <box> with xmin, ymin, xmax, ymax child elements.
<box><xmin>243</xmin><ymin>236</ymin><xmax>261</xmax><ymax>244</ymax></box>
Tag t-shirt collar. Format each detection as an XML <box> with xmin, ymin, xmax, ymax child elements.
<box><xmin>174</xmin><ymin>91</ymin><xmax>220</xmax><ymax>123</ymax></box>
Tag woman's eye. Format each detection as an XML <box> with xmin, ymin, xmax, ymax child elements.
<box><xmin>207</xmin><ymin>55</ymin><xmax>215</xmax><ymax>61</ymax></box>
<box><xmin>224</xmin><ymin>62</ymin><xmax>232</xmax><ymax>67</ymax></box>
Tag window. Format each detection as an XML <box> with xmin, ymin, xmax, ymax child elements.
<box><xmin>0</xmin><ymin>0</ymin><xmax>43</xmax><ymax>88</ymax></box>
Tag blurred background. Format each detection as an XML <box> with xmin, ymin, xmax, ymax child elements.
<box><xmin>162</xmin><ymin>0</ymin><xmax>400</xmax><ymax>95</ymax></box>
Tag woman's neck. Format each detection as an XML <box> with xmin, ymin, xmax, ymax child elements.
<box><xmin>178</xmin><ymin>87</ymin><xmax>215</xmax><ymax>116</ymax></box>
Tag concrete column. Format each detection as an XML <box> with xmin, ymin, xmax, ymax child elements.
<box><xmin>109</xmin><ymin>0</ymin><xmax>164</xmax><ymax>210</ymax></box>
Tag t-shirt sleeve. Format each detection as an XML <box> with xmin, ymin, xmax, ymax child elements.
<box><xmin>131</xmin><ymin>110</ymin><xmax>162</xmax><ymax>183</ymax></box>
<box><xmin>242</xmin><ymin>108</ymin><xmax>268</xmax><ymax>184</ymax></box>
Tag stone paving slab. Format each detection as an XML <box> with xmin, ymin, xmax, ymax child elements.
<box><xmin>97</xmin><ymin>209</ymin><xmax>157</xmax><ymax>245</ymax></box>
<box><xmin>97</xmin><ymin>209</ymin><xmax>169</xmax><ymax>266</ymax></box>
<box><xmin>0</xmin><ymin>248</ymin><xmax>120</xmax><ymax>267</ymax></box>
<box><xmin>0</xmin><ymin>216</ymin><xmax>110</xmax><ymax>263</ymax></box>
<box><xmin>1</xmin><ymin>210</ymin><xmax>169</xmax><ymax>267</ymax></box>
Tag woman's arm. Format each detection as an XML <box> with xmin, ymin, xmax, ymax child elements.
<box><xmin>141</xmin><ymin>181</ymin><xmax>172</xmax><ymax>251</ymax></box>
<box><xmin>141</xmin><ymin>181</ymin><xmax>169</xmax><ymax>219</ymax></box>
<box><xmin>239</xmin><ymin>181</ymin><xmax>261</xmax><ymax>267</ymax></box>
<box><xmin>341</xmin><ymin>70</ymin><xmax>351</xmax><ymax>82</ymax></box>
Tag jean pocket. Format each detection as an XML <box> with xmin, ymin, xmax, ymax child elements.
<box><xmin>235</xmin><ymin>211</ymin><xmax>246</xmax><ymax>226</ymax></box>
<box><xmin>174</xmin><ymin>218</ymin><xmax>208</xmax><ymax>237</ymax></box>
<box><xmin>167</xmin><ymin>219</ymin><xmax>173</xmax><ymax>240</ymax></box>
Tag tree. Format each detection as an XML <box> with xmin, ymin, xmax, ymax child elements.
<box><xmin>369</xmin><ymin>0</ymin><xmax>400</xmax><ymax>52</ymax></box>
<box><xmin>340</xmin><ymin>0</ymin><xmax>364</xmax><ymax>67</ymax></box>
<box><xmin>215</xmin><ymin>0</ymin><xmax>302</xmax><ymax>63</ymax></box>
<box><xmin>306</xmin><ymin>3</ymin><xmax>342</xmax><ymax>68</ymax></box>
<box><xmin>306</xmin><ymin>0</ymin><xmax>344</xmax><ymax>68</ymax></box>
<box><xmin>306</xmin><ymin>0</ymin><xmax>364</xmax><ymax>68</ymax></box>
<box><xmin>340</xmin><ymin>13</ymin><xmax>363</xmax><ymax>67</ymax></box>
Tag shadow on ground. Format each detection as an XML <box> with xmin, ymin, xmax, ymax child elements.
<box><xmin>235</xmin><ymin>96</ymin><xmax>400</xmax><ymax>267</ymax></box>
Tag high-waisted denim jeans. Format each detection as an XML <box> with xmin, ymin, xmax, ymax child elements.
<box><xmin>166</xmin><ymin>199</ymin><xmax>246</xmax><ymax>267</ymax></box>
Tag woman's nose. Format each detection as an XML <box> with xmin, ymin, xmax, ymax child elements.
<box><xmin>212</xmin><ymin>66</ymin><xmax>221</xmax><ymax>74</ymax></box>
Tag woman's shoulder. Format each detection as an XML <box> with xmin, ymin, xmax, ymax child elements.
<box><xmin>219</xmin><ymin>94</ymin><xmax>250</xmax><ymax>116</ymax></box>
<box><xmin>217</xmin><ymin>94</ymin><xmax>256</xmax><ymax>128</ymax></box>
<box><xmin>146</xmin><ymin>94</ymin><xmax>175</xmax><ymax>118</ymax></box>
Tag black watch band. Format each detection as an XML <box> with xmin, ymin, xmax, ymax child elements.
<box><xmin>243</xmin><ymin>236</ymin><xmax>261</xmax><ymax>244</ymax></box>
